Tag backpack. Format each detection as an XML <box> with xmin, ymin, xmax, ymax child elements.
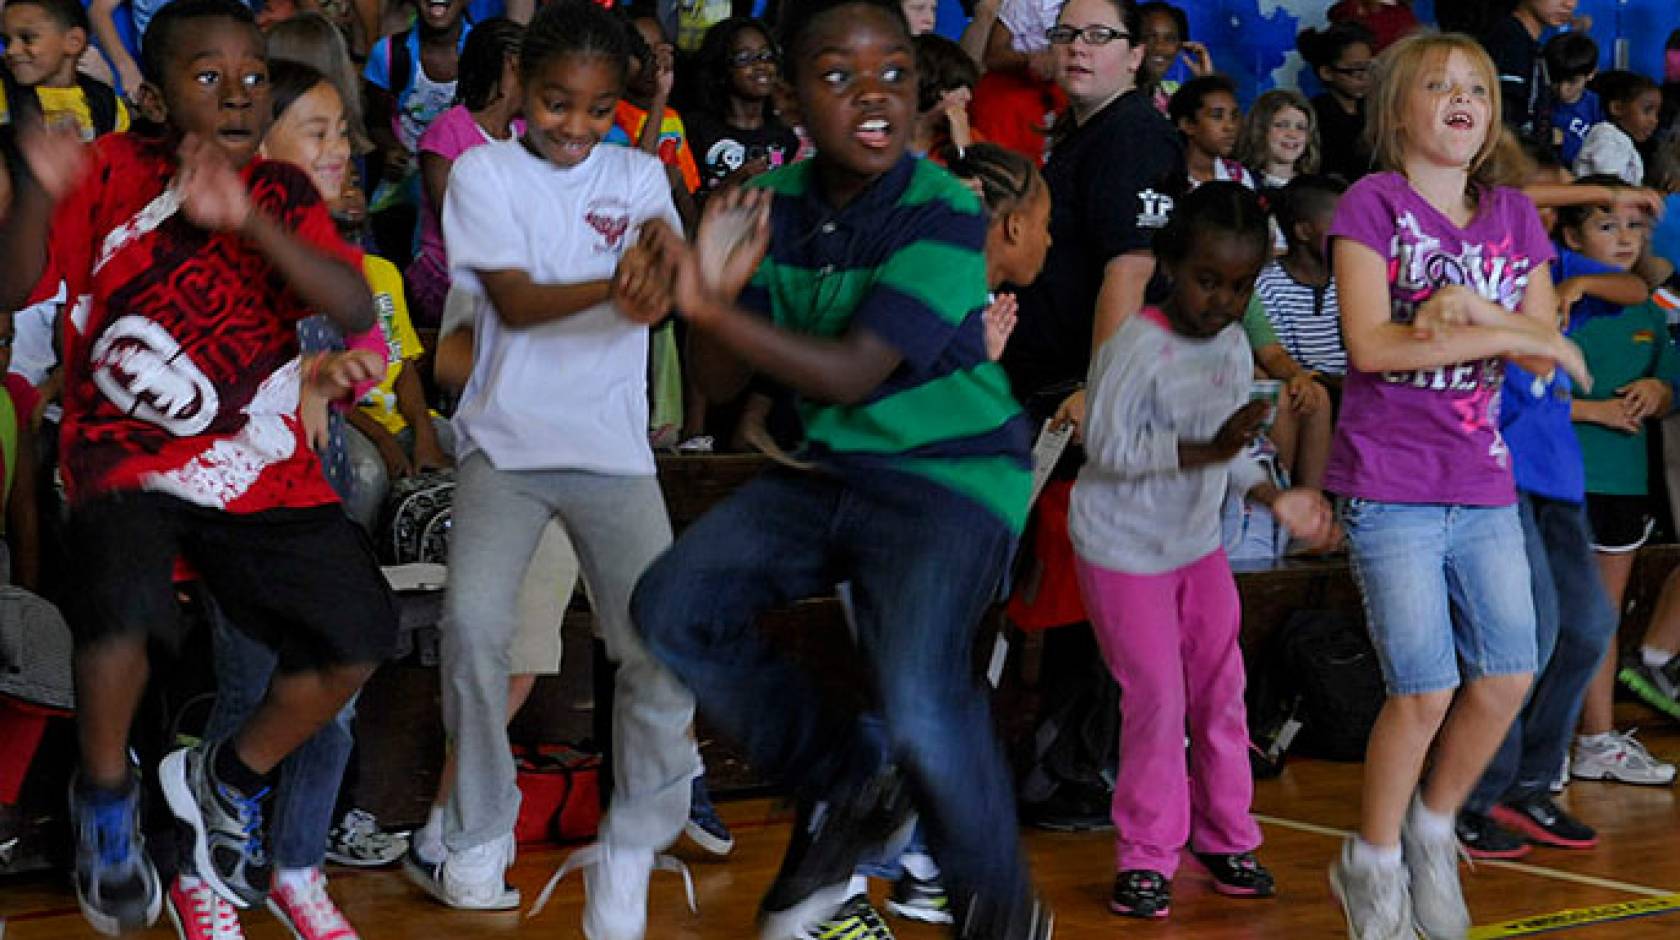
<box><xmin>1267</xmin><ymin>608</ymin><xmax>1386</xmax><ymax>762</ymax></box>
<box><xmin>380</xmin><ymin>470</ymin><xmax>455</xmax><ymax>565</ymax></box>
<box><xmin>0</xmin><ymin>64</ymin><xmax>119</xmax><ymax>140</ymax></box>
<box><xmin>512</xmin><ymin>744</ymin><xmax>603</xmax><ymax>845</ymax></box>
<box><xmin>1016</xmin><ymin>640</ymin><xmax>1119</xmax><ymax>829</ymax></box>
<box><xmin>383</xmin><ymin>29</ymin><xmax>417</xmax><ymax>103</ymax></box>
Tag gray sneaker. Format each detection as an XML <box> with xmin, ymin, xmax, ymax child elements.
<box><xmin>1328</xmin><ymin>837</ymin><xmax>1413</xmax><ymax>940</ymax></box>
<box><xmin>1401</xmin><ymin>798</ymin><xmax>1470</xmax><ymax>940</ymax></box>
<box><xmin>159</xmin><ymin>743</ymin><xmax>272</xmax><ymax>910</ymax></box>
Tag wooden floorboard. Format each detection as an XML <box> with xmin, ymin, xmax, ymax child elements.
<box><xmin>6</xmin><ymin>710</ymin><xmax>1680</xmax><ymax>938</ymax></box>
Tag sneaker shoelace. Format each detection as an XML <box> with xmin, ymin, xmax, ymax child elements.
<box><xmin>339</xmin><ymin>809</ymin><xmax>378</xmax><ymax>842</ymax></box>
<box><xmin>220</xmin><ymin>784</ymin><xmax>271</xmax><ymax>868</ymax></box>
<box><xmin>281</xmin><ymin>873</ymin><xmax>354</xmax><ymax>936</ymax></box>
<box><xmin>1612</xmin><ymin>729</ymin><xmax>1662</xmax><ymax>768</ymax></box>
<box><xmin>526</xmin><ymin>844</ymin><xmax>696</xmax><ymax>921</ymax></box>
<box><xmin>182</xmin><ymin>879</ymin><xmax>242</xmax><ymax>935</ymax></box>
<box><xmin>91</xmin><ymin>797</ymin><xmax>136</xmax><ymax>868</ymax></box>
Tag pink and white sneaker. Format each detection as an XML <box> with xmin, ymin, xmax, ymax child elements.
<box><xmin>168</xmin><ymin>874</ymin><xmax>246</xmax><ymax>940</ymax></box>
<box><xmin>266</xmin><ymin>868</ymin><xmax>360</xmax><ymax>940</ymax></box>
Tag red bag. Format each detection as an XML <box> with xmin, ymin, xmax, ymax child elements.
<box><xmin>513</xmin><ymin>746</ymin><xmax>603</xmax><ymax>846</ymax></box>
<box><xmin>1005</xmin><ymin>479</ymin><xmax>1090</xmax><ymax>632</ymax></box>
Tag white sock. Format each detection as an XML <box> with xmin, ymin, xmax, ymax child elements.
<box><xmin>416</xmin><ymin>806</ymin><xmax>446</xmax><ymax>862</ymax></box>
<box><xmin>1348</xmin><ymin>837</ymin><xmax>1402</xmax><ymax>870</ymax></box>
<box><xmin>1642</xmin><ymin>646</ymin><xmax>1673</xmax><ymax>669</ymax></box>
<box><xmin>1577</xmin><ymin>732</ymin><xmax>1616</xmax><ymax>751</ymax></box>
<box><xmin>275</xmin><ymin>867</ymin><xmax>316</xmax><ymax>893</ymax></box>
<box><xmin>1409</xmin><ymin>797</ymin><xmax>1455</xmax><ymax>842</ymax></box>
<box><xmin>900</xmin><ymin>851</ymin><xmax>940</xmax><ymax>881</ymax></box>
<box><xmin>847</xmin><ymin>874</ymin><xmax>870</xmax><ymax>898</ymax></box>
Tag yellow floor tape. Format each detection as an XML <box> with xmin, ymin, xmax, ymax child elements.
<box><xmin>1469</xmin><ymin>894</ymin><xmax>1680</xmax><ymax>938</ymax></box>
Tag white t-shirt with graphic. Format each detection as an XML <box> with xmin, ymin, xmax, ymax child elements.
<box><xmin>444</xmin><ymin>140</ymin><xmax>681</xmax><ymax>475</ymax></box>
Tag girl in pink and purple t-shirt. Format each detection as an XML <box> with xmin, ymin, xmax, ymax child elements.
<box><xmin>408</xmin><ymin>19</ymin><xmax>525</xmax><ymax>329</ymax></box>
<box><xmin>1324</xmin><ymin>33</ymin><xmax>1592</xmax><ymax>940</ymax></box>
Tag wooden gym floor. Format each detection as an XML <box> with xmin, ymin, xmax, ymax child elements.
<box><xmin>5</xmin><ymin>704</ymin><xmax>1680</xmax><ymax>939</ymax></box>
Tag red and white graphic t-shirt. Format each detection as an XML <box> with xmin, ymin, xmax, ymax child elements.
<box><xmin>45</xmin><ymin>133</ymin><xmax>362</xmax><ymax>512</ymax></box>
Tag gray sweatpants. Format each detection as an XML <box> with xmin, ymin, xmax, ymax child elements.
<box><xmin>441</xmin><ymin>451</ymin><xmax>698</xmax><ymax>852</ymax></box>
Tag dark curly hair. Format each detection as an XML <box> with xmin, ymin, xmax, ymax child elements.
<box><xmin>457</xmin><ymin>18</ymin><xmax>523</xmax><ymax>112</ymax></box>
<box><xmin>1153</xmin><ymin>180</ymin><xmax>1270</xmax><ymax>266</ymax></box>
<box><xmin>694</xmin><ymin>17</ymin><xmax>779</xmax><ymax>116</ymax></box>
<box><xmin>776</xmin><ymin>0</ymin><xmax>908</xmax><ymax>83</ymax></box>
<box><xmin>140</xmin><ymin>0</ymin><xmax>258</xmax><ymax>85</ymax></box>
<box><xmin>519</xmin><ymin>0</ymin><xmax>634</xmax><ymax>88</ymax></box>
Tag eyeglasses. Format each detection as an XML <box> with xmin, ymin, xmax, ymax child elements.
<box><xmin>729</xmin><ymin>49</ymin><xmax>778</xmax><ymax>68</ymax></box>
<box><xmin>1046</xmin><ymin>25</ymin><xmax>1130</xmax><ymax>46</ymax></box>
<box><xmin>1327</xmin><ymin>63</ymin><xmax>1372</xmax><ymax>76</ymax></box>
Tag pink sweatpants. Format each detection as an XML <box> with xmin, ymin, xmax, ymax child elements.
<box><xmin>1074</xmin><ymin>548</ymin><xmax>1261</xmax><ymax>876</ymax></box>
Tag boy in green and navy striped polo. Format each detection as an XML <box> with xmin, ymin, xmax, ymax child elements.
<box><xmin>630</xmin><ymin>0</ymin><xmax>1048</xmax><ymax>936</ymax></box>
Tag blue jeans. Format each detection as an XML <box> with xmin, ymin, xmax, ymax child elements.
<box><xmin>203</xmin><ymin>596</ymin><xmax>355</xmax><ymax>871</ymax></box>
<box><xmin>1467</xmin><ymin>494</ymin><xmax>1617</xmax><ymax>811</ymax></box>
<box><xmin>634</xmin><ymin>468</ymin><xmax>1032</xmax><ymax>931</ymax></box>
<box><xmin>1341</xmin><ymin>500</ymin><xmax>1538</xmax><ymax>695</ymax></box>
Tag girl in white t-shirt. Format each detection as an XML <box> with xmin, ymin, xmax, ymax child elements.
<box><xmin>417</xmin><ymin>6</ymin><xmax>700</xmax><ymax>938</ymax></box>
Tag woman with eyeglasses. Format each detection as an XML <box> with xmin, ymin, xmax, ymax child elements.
<box><xmin>1002</xmin><ymin>0</ymin><xmax>1183</xmax><ymax>426</ymax></box>
<box><xmin>1298</xmin><ymin>20</ymin><xmax>1375</xmax><ymax>183</ymax></box>
<box><xmin>686</xmin><ymin>16</ymin><xmax>800</xmax><ymax>195</ymax></box>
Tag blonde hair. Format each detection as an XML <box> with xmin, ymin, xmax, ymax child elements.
<box><xmin>1236</xmin><ymin>88</ymin><xmax>1320</xmax><ymax>176</ymax></box>
<box><xmin>1364</xmin><ymin>31</ymin><xmax>1503</xmax><ymax>189</ymax></box>
<box><xmin>267</xmin><ymin>13</ymin><xmax>373</xmax><ymax>155</ymax></box>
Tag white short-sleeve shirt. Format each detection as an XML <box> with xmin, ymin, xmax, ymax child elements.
<box><xmin>444</xmin><ymin>140</ymin><xmax>681</xmax><ymax>475</ymax></box>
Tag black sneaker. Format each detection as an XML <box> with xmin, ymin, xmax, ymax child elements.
<box><xmin>799</xmin><ymin>893</ymin><xmax>895</xmax><ymax>939</ymax></box>
<box><xmin>160</xmin><ymin>743</ymin><xmax>273</xmax><ymax>909</ymax></box>
<box><xmin>1618</xmin><ymin>657</ymin><xmax>1680</xmax><ymax>720</ymax></box>
<box><xmin>949</xmin><ymin>891</ymin><xmax>1055</xmax><ymax>939</ymax></box>
<box><xmin>760</xmin><ymin>766</ymin><xmax>915</xmax><ymax>923</ymax></box>
<box><xmin>1109</xmin><ymin>869</ymin><xmax>1171</xmax><ymax>919</ymax></box>
<box><xmin>1490</xmin><ymin>796</ymin><xmax>1598</xmax><ymax>850</ymax></box>
<box><xmin>886</xmin><ymin>870</ymin><xmax>953</xmax><ymax>925</ymax></box>
<box><xmin>1193</xmin><ymin>851</ymin><xmax>1276</xmax><ymax>898</ymax></box>
<box><xmin>70</xmin><ymin>771</ymin><xmax>163</xmax><ymax>934</ymax></box>
<box><xmin>1455</xmin><ymin>810</ymin><xmax>1530</xmax><ymax>860</ymax></box>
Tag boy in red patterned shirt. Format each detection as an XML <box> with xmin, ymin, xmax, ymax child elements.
<box><xmin>0</xmin><ymin>0</ymin><xmax>395</xmax><ymax>933</ymax></box>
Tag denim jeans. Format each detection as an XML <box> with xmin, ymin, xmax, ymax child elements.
<box><xmin>634</xmin><ymin>468</ymin><xmax>1033</xmax><ymax>933</ymax></box>
<box><xmin>1341</xmin><ymin>500</ymin><xmax>1538</xmax><ymax>695</ymax></box>
<box><xmin>1467</xmin><ymin>494</ymin><xmax>1617</xmax><ymax>811</ymax></box>
<box><xmin>203</xmin><ymin>596</ymin><xmax>355</xmax><ymax>871</ymax></box>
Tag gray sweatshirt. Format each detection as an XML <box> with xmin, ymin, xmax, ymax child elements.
<box><xmin>1070</xmin><ymin>307</ymin><xmax>1268</xmax><ymax>575</ymax></box>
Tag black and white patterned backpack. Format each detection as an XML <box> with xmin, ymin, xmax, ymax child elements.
<box><xmin>381</xmin><ymin>471</ymin><xmax>455</xmax><ymax>565</ymax></box>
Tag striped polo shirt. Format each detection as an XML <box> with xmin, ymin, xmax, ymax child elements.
<box><xmin>741</xmin><ymin>156</ymin><xmax>1034</xmax><ymax>532</ymax></box>
<box><xmin>1254</xmin><ymin>260</ymin><xmax>1347</xmax><ymax>376</ymax></box>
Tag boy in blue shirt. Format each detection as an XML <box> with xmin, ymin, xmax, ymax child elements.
<box><xmin>1547</xmin><ymin>30</ymin><xmax>1601</xmax><ymax>168</ymax></box>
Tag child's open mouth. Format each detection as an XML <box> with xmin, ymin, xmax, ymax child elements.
<box><xmin>1444</xmin><ymin>110</ymin><xmax>1475</xmax><ymax>131</ymax></box>
<box><xmin>854</xmin><ymin>118</ymin><xmax>892</xmax><ymax>149</ymax></box>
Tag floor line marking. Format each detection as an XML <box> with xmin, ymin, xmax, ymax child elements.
<box><xmin>1467</xmin><ymin>894</ymin><xmax>1680</xmax><ymax>938</ymax></box>
<box><xmin>1253</xmin><ymin>813</ymin><xmax>1674</xmax><ymax>897</ymax></box>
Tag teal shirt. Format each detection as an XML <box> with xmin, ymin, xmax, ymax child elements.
<box><xmin>1572</xmin><ymin>300</ymin><xmax>1680</xmax><ymax>496</ymax></box>
<box><xmin>742</xmin><ymin>157</ymin><xmax>1034</xmax><ymax>531</ymax></box>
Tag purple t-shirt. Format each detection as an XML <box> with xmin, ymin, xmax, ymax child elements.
<box><xmin>1325</xmin><ymin>172</ymin><xmax>1555</xmax><ymax>507</ymax></box>
<box><xmin>415</xmin><ymin>105</ymin><xmax>526</xmax><ymax>279</ymax></box>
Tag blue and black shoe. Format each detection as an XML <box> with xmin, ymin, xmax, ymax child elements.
<box><xmin>684</xmin><ymin>776</ymin><xmax>735</xmax><ymax>857</ymax></box>
<box><xmin>70</xmin><ymin>769</ymin><xmax>163</xmax><ymax>935</ymax></box>
<box><xmin>160</xmin><ymin>743</ymin><xmax>272</xmax><ymax>910</ymax></box>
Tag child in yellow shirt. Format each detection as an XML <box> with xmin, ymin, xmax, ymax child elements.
<box><xmin>0</xmin><ymin>0</ymin><xmax>129</xmax><ymax>142</ymax></box>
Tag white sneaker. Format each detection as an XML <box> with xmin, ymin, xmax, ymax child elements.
<box><xmin>404</xmin><ymin>832</ymin><xmax>520</xmax><ymax>911</ymax></box>
<box><xmin>1401</xmin><ymin>798</ymin><xmax>1470</xmax><ymax>940</ymax></box>
<box><xmin>1571</xmin><ymin>730</ymin><xmax>1677</xmax><ymax>786</ymax></box>
<box><xmin>528</xmin><ymin>843</ymin><xmax>695</xmax><ymax>940</ymax></box>
<box><xmin>1328</xmin><ymin>839</ymin><xmax>1412</xmax><ymax>940</ymax></box>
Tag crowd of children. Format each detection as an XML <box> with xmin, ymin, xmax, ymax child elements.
<box><xmin>10</xmin><ymin>0</ymin><xmax>1680</xmax><ymax>939</ymax></box>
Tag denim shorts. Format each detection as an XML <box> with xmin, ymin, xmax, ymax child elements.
<box><xmin>1341</xmin><ymin>499</ymin><xmax>1538</xmax><ymax>695</ymax></box>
